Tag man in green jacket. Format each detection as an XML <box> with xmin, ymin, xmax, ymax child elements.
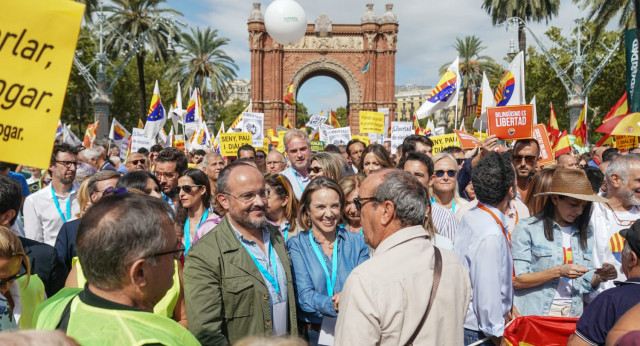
<box><xmin>184</xmin><ymin>162</ymin><xmax>297</xmax><ymax>345</ymax></box>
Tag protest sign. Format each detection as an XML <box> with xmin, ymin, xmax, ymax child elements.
<box><xmin>306</xmin><ymin>113</ymin><xmax>328</xmax><ymax>130</ymax></box>
<box><xmin>353</xmin><ymin>135</ymin><xmax>370</xmax><ymax>146</ymax></box>
<box><xmin>487</xmin><ymin>105</ymin><xmax>534</xmax><ymax>140</ymax></box>
<box><xmin>276</xmin><ymin>131</ymin><xmax>286</xmax><ymax>152</ymax></box>
<box><xmin>532</xmin><ymin>124</ymin><xmax>554</xmax><ymax>165</ymax></box>
<box><xmin>368</xmin><ymin>132</ymin><xmax>383</xmax><ymax>144</ymax></box>
<box><xmin>390</xmin><ymin>121</ymin><xmax>413</xmax><ymax>154</ymax></box>
<box><xmin>220</xmin><ymin>132</ymin><xmax>252</xmax><ymax>156</ymax></box>
<box><xmin>359</xmin><ymin>111</ymin><xmax>385</xmax><ymax>134</ymax></box>
<box><xmin>276</xmin><ymin>125</ymin><xmax>288</xmax><ymax>133</ymax></box>
<box><xmin>378</xmin><ymin>108</ymin><xmax>390</xmax><ymax>137</ymax></box>
<box><xmin>474</xmin><ymin>132</ymin><xmax>488</xmax><ymax>141</ymax></box>
<box><xmin>311</xmin><ymin>140</ymin><xmax>325</xmax><ymax>151</ymax></box>
<box><xmin>130</xmin><ymin>128</ymin><xmax>152</xmax><ymax>153</ymax></box>
<box><xmin>0</xmin><ymin>0</ymin><xmax>85</xmax><ymax>168</ymax></box>
<box><xmin>453</xmin><ymin>130</ymin><xmax>482</xmax><ymax>149</ymax></box>
<box><xmin>430</xmin><ymin>134</ymin><xmax>459</xmax><ymax>155</ymax></box>
<box><xmin>119</xmin><ymin>137</ymin><xmax>131</xmax><ymax>160</ymax></box>
<box><xmin>327</xmin><ymin>127</ymin><xmax>351</xmax><ymax>146</ymax></box>
<box><xmin>319</xmin><ymin>124</ymin><xmax>333</xmax><ymax>142</ymax></box>
<box><xmin>174</xmin><ymin>134</ymin><xmax>185</xmax><ymax>151</ymax></box>
<box><xmin>254</xmin><ymin>137</ymin><xmax>269</xmax><ymax>153</ymax></box>
<box><xmin>615</xmin><ymin>135</ymin><xmax>638</xmax><ymax>149</ymax></box>
<box><xmin>242</xmin><ymin>112</ymin><xmax>264</xmax><ymax>147</ymax></box>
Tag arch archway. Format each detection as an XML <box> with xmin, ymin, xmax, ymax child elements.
<box><xmin>247</xmin><ymin>3</ymin><xmax>398</xmax><ymax>133</ymax></box>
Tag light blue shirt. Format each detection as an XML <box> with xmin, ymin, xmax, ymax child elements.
<box><xmin>512</xmin><ymin>216</ymin><xmax>596</xmax><ymax>317</ymax></box>
<box><xmin>231</xmin><ymin>225</ymin><xmax>288</xmax><ymax>306</ymax></box>
<box><xmin>279</xmin><ymin>166</ymin><xmax>310</xmax><ymax>200</ymax></box>
<box><xmin>454</xmin><ymin>203</ymin><xmax>513</xmax><ymax>337</ymax></box>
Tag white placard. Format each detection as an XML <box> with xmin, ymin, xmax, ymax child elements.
<box><xmin>327</xmin><ymin>127</ymin><xmax>352</xmax><ymax>146</ymax></box>
<box><xmin>391</xmin><ymin>121</ymin><xmax>413</xmax><ymax>154</ymax></box>
<box><xmin>242</xmin><ymin>112</ymin><xmax>264</xmax><ymax>147</ymax></box>
<box><xmin>130</xmin><ymin>128</ymin><xmax>152</xmax><ymax>154</ymax></box>
<box><xmin>368</xmin><ymin>133</ymin><xmax>383</xmax><ymax>144</ymax></box>
<box><xmin>319</xmin><ymin>124</ymin><xmax>333</xmax><ymax>143</ymax></box>
<box><xmin>306</xmin><ymin>114</ymin><xmax>329</xmax><ymax>130</ymax></box>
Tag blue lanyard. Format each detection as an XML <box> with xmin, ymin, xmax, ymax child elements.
<box><xmin>51</xmin><ymin>185</ymin><xmax>71</xmax><ymax>222</ymax></box>
<box><xmin>431</xmin><ymin>197</ymin><xmax>455</xmax><ymax>213</ymax></box>
<box><xmin>241</xmin><ymin>239</ymin><xmax>280</xmax><ymax>295</ymax></box>
<box><xmin>340</xmin><ymin>223</ymin><xmax>363</xmax><ymax>237</ymax></box>
<box><xmin>291</xmin><ymin>167</ymin><xmax>305</xmax><ymax>193</ymax></box>
<box><xmin>359</xmin><ymin>228</ymin><xmax>363</xmax><ymax>236</ymax></box>
<box><xmin>184</xmin><ymin>209</ymin><xmax>209</xmax><ymax>254</ymax></box>
<box><xmin>308</xmin><ymin>230</ymin><xmax>339</xmax><ymax>296</ymax></box>
<box><xmin>282</xmin><ymin>222</ymin><xmax>290</xmax><ymax>243</ymax></box>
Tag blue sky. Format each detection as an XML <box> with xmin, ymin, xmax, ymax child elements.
<box><xmin>166</xmin><ymin>0</ymin><xmax>606</xmax><ymax>116</ymax></box>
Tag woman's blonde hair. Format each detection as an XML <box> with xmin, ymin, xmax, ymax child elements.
<box><xmin>429</xmin><ymin>152</ymin><xmax>464</xmax><ymax>207</ymax></box>
<box><xmin>0</xmin><ymin>226</ymin><xmax>30</xmax><ymax>287</ymax></box>
<box><xmin>75</xmin><ymin>179</ymin><xmax>91</xmax><ymax>218</ymax></box>
<box><xmin>310</xmin><ymin>152</ymin><xmax>344</xmax><ymax>182</ymax></box>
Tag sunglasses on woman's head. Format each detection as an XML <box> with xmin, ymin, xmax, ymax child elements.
<box><xmin>434</xmin><ymin>170</ymin><xmax>456</xmax><ymax>178</ymax></box>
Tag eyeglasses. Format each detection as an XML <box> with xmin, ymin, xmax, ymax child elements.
<box><xmin>0</xmin><ymin>271</ymin><xmax>25</xmax><ymax>287</ymax></box>
<box><xmin>154</xmin><ymin>171</ymin><xmax>177</xmax><ymax>179</ymax></box>
<box><xmin>102</xmin><ymin>187</ymin><xmax>128</xmax><ymax>195</ymax></box>
<box><xmin>126</xmin><ymin>240</ymin><xmax>185</xmax><ymax>266</ymax></box>
<box><xmin>55</xmin><ymin>161</ymin><xmax>78</xmax><ymax>168</ymax></box>
<box><xmin>353</xmin><ymin>196</ymin><xmax>378</xmax><ymax>211</ymax></box>
<box><xmin>434</xmin><ymin>170</ymin><xmax>456</xmax><ymax>178</ymax></box>
<box><xmin>455</xmin><ymin>158</ymin><xmax>465</xmax><ymax>165</ymax></box>
<box><xmin>223</xmin><ymin>188</ymin><xmax>269</xmax><ymax>203</ymax></box>
<box><xmin>607</xmin><ymin>203</ymin><xmax>636</xmax><ymax>226</ymax></box>
<box><xmin>178</xmin><ymin>185</ymin><xmax>203</xmax><ymax>193</ymax></box>
<box><xmin>512</xmin><ymin>154</ymin><xmax>538</xmax><ymax>165</ymax></box>
<box><xmin>129</xmin><ymin>159</ymin><xmax>147</xmax><ymax>165</ymax></box>
<box><xmin>309</xmin><ymin>166</ymin><xmax>323</xmax><ymax>174</ymax></box>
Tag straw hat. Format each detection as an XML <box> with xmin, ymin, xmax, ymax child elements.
<box><xmin>535</xmin><ymin>168</ymin><xmax>608</xmax><ymax>203</ymax></box>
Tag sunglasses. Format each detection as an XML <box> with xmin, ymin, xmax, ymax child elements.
<box><xmin>129</xmin><ymin>159</ymin><xmax>147</xmax><ymax>165</ymax></box>
<box><xmin>102</xmin><ymin>187</ymin><xmax>128</xmax><ymax>195</ymax></box>
<box><xmin>434</xmin><ymin>170</ymin><xmax>456</xmax><ymax>178</ymax></box>
<box><xmin>0</xmin><ymin>271</ymin><xmax>25</xmax><ymax>287</ymax></box>
<box><xmin>309</xmin><ymin>167</ymin><xmax>323</xmax><ymax>174</ymax></box>
<box><xmin>455</xmin><ymin>158</ymin><xmax>465</xmax><ymax>165</ymax></box>
<box><xmin>178</xmin><ymin>185</ymin><xmax>203</xmax><ymax>193</ymax></box>
<box><xmin>353</xmin><ymin>196</ymin><xmax>378</xmax><ymax>211</ymax></box>
<box><xmin>512</xmin><ymin>154</ymin><xmax>537</xmax><ymax>165</ymax></box>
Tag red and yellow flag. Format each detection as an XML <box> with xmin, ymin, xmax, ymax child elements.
<box><xmin>284</xmin><ymin>81</ymin><xmax>295</xmax><ymax>106</ymax></box>
<box><xmin>603</xmin><ymin>92</ymin><xmax>629</xmax><ymax>123</ymax></box>
<box><xmin>572</xmin><ymin>98</ymin><xmax>588</xmax><ymax>147</ymax></box>
<box><xmin>553</xmin><ymin>130</ymin><xmax>571</xmax><ymax>157</ymax></box>
<box><xmin>283</xmin><ymin>113</ymin><xmax>293</xmax><ymax>129</ymax></box>
<box><xmin>83</xmin><ymin>121</ymin><xmax>100</xmax><ymax>148</ymax></box>
<box><xmin>329</xmin><ymin>109</ymin><xmax>340</xmax><ymax>127</ymax></box>
<box><xmin>547</xmin><ymin>102</ymin><xmax>560</xmax><ymax>146</ymax></box>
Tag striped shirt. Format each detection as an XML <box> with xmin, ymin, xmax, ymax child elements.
<box><xmin>431</xmin><ymin>203</ymin><xmax>459</xmax><ymax>242</ymax></box>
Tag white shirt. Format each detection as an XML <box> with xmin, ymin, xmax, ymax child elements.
<box><xmin>588</xmin><ymin>202</ymin><xmax>640</xmax><ymax>290</ymax></box>
<box><xmin>23</xmin><ymin>183</ymin><xmax>80</xmax><ymax>246</ymax></box>
<box><xmin>279</xmin><ymin>166</ymin><xmax>310</xmax><ymax>200</ymax></box>
<box><xmin>552</xmin><ymin>226</ymin><xmax>573</xmax><ymax>305</ymax></box>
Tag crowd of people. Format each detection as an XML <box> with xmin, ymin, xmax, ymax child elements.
<box><xmin>0</xmin><ymin>128</ymin><xmax>639</xmax><ymax>345</ymax></box>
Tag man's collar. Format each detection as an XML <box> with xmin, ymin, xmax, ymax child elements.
<box><xmin>374</xmin><ymin>225</ymin><xmax>428</xmax><ymax>256</ymax></box>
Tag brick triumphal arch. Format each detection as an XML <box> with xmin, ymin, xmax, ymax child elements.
<box><xmin>247</xmin><ymin>3</ymin><xmax>398</xmax><ymax>133</ymax></box>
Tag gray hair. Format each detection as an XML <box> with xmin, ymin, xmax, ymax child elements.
<box><xmin>76</xmin><ymin>194</ymin><xmax>172</xmax><ymax>290</ymax></box>
<box><xmin>606</xmin><ymin>154</ymin><xmax>640</xmax><ymax>186</ymax></box>
<box><xmin>83</xmin><ymin>147</ymin><xmax>101</xmax><ymax>161</ymax></box>
<box><xmin>373</xmin><ymin>170</ymin><xmax>427</xmax><ymax>226</ymax></box>
<box><xmin>283</xmin><ymin>129</ymin><xmax>311</xmax><ymax>151</ymax></box>
<box><xmin>202</xmin><ymin>152</ymin><xmax>222</xmax><ymax>167</ymax></box>
<box><xmin>87</xmin><ymin>170</ymin><xmax>121</xmax><ymax>196</ymax></box>
<box><xmin>109</xmin><ymin>156</ymin><xmax>122</xmax><ymax>165</ymax></box>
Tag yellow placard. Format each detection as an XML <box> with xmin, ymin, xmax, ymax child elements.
<box><xmin>615</xmin><ymin>135</ymin><xmax>638</xmax><ymax>149</ymax></box>
<box><xmin>430</xmin><ymin>134</ymin><xmax>459</xmax><ymax>155</ymax></box>
<box><xmin>352</xmin><ymin>135</ymin><xmax>370</xmax><ymax>146</ymax></box>
<box><xmin>359</xmin><ymin>111</ymin><xmax>385</xmax><ymax>134</ymax></box>
<box><xmin>220</xmin><ymin>132</ymin><xmax>252</xmax><ymax>156</ymax></box>
<box><xmin>277</xmin><ymin>131</ymin><xmax>287</xmax><ymax>152</ymax></box>
<box><xmin>0</xmin><ymin>0</ymin><xmax>85</xmax><ymax>168</ymax></box>
<box><xmin>310</xmin><ymin>140</ymin><xmax>325</xmax><ymax>151</ymax></box>
<box><xmin>474</xmin><ymin>132</ymin><xmax>488</xmax><ymax>141</ymax></box>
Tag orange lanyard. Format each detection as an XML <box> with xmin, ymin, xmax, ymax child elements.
<box><xmin>478</xmin><ymin>203</ymin><xmax>515</xmax><ymax>281</ymax></box>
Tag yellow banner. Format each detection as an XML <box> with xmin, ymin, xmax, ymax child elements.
<box><xmin>220</xmin><ymin>132</ymin><xmax>252</xmax><ymax>156</ymax></box>
<box><xmin>359</xmin><ymin>111</ymin><xmax>385</xmax><ymax>134</ymax></box>
<box><xmin>474</xmin><ymin>132</ymin><xmax>488</xmax><ymax>141</ymax></box>
<box><xmin>276</xmin><ymin>131</ymin><xmax>287</xmax><ymax>152</ymax></box>
<box><xmin>615</xmin><ymin>135</ymin><xmax>638</xmax><ymax>150</ymax></box>
<box><xmin>310</xmin><ymin>140</ymin><xmax>325</xmax><ymax>151</ymax></box>
<box><xmin>430</xmin><ymin>134</ymin><xmax>459</xmax><ymax>155</ymax></box>
<box><xmin>0</xmin><ymin>0</ymin><xmax>85</xmax><ymax>168</ymax></box>
<box><xmin>352</xmin><ymin>135</ymin><xmax>370</xmax><ymax>146</ymax></box>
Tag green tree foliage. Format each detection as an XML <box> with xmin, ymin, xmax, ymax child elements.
<box><xmin>166</xmin><ymin>27</ymin><xmax>238</xmax><ymax>108</ymax></box>
<box><xmin>440</xmin><ymin>36</ymin><xmax>501</xmax><ymax>90</ymax></box>
<box><xmin>575</xmin><ymin>0</ymin><xmax>634</xmax><ymax>38</ymax></box>
<box><xmin>296</xmin><ymin>102</ymin><xmax>309</xmax><ymax>129</ymax></box>
<box><xmin>525</xmin><ymin>26</ymin><xmax>626</xmax><ymax>141</ymax></box>
<box><xmin>215</xmin><ymin>99</ymin><xmax>248</xmax><ymax>133</ymax></box>
<box><xmin>334</xmin><ymin>106</ymin><xmax>348</xmax><ymax>127</ymax></box>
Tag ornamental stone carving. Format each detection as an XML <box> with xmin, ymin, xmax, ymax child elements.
<box><xmin>285</xmin><ymin>36</ymin><xmax>363</xmax><ymax>50</ymax></box>
<box><xmin>314</xmin><ymin>14</ymin><xmax>332</xmax><ymax>37</ymax></box>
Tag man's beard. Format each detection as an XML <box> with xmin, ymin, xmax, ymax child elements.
<box><xmin>164</xmin><ymin>186</ymin><xmax>179</xmax><ymax>198</ymax></box>
<box><xmin>516</xmin><ymin>166</ymin><xmax>534</xmax><ymax>179</ymax></box>
<box><xmin>620</xmin><ymin>187</ymin><xmax>640</xmax><ymax>206</ymax></box>
<box><xmin>230</xmin><ymin>206</ymin><xmax>267</xmax><ymax>230</ymax></box>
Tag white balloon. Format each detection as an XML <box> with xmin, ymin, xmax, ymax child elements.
<box><xmin>264</xmin><ymin>0</ymin><xmax>307</xmax><ymax>45</ymax></box>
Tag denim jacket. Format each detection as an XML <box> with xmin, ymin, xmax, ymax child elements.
<box><xmin>286</xmin><ymin>226</ymin><xmax>370</xmax><ymax>324</ymax></box>
<box><xmin>512</xmin><ymin>216</ymin><xmax>597</xmax><ymax>317</ymax></box>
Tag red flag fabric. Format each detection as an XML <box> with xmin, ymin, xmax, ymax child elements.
<box><xmin>554</xmin><ymin>130</ymin><xmax>572</xmax><ymax>157</ymax></box>
<box><xmin>603</xmin><ymin>92</ymin><xmax>629</xmax><ymax>123</ymax></box>
<box><xmin>284</xmin><ymin>81</ymin><xmax>295</xmax><ymax>106</ymax></box>
<box><xmin>547</xmin><ymin>103</ymin><xmax>560</xmax><ymax>146</ymax></box>
<box><xmin>504</xmin><ymin>316</ymin><xmax>578</xmax><ymax>346</ymax></box>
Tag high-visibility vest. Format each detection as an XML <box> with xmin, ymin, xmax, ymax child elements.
<box><xmin>72</xmin><ymin>257</ymin><xmax>180</xmax><ymax>318</ymax></box>
<box><xmin>15</xmin><ymin>274</ymin><xmax>45</xmax><ymax>329</ymax></box>
<box><xmin>33</xmin><ymin>288</ymin><xmax>199</xmax><ymax>346</ymax></box>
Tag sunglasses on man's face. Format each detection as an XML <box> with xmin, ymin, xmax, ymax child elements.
<box><xmin>512</xmin><ymin>154</ymin><xmax>537</xmax><ymax>165</ymax></box>
<box><xmin>434</xmin><ymin>170</ymin><xmax>456</xmax><ymax>178</ymax></box>
<box><xmin>129</xmin><ymin>159</ymin><xmax>146</xmax><ymax>165</ymax></box>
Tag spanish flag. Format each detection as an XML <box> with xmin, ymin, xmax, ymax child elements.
<box><xmin>283</xmin><ymin>113</ymin><xmax>293</xmax><ymax>129</ymax></box>
<box><xmin>284</xmin><ymin>81</ymin><xmax>295</xmax><ymax>106</ymax></box>
<box><xmin>572</xmin><ymin>98</ymin><xmax>588</xmax><ymax>147</ymax></box>
<box><xmin>603</xmin><ymin>92</ymin><xmax>629</xmax><ymax>123</ymax></box>
<box><xmin>553</xmin><ymin>130</ymin><xmax>572</xmax><ymax>157</ymax></box>
<box><xmin>83</xmin><ymin>121</ymin><xmax>99</xmax><ymax>148</ymax></box>
<box><xmin>329</xmin><ymin>109</ymin><xmax>340</xmax><ymax>127</ymax></box>
<box><xmin>547</xmin><ymin>102</ymin><xmax>560</xmax><ymax>146</ymax></box>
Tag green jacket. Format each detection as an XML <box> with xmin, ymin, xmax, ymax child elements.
<box><xmin>183</xmin><ymin>216</ymin><xmax>297</xmax><ymax>345</ymax></box>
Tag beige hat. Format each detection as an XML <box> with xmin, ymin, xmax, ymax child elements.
<box><xmin>535</xmin><ymin>168</ymin><xmax>608</xmax><ymax>203</ymax></box>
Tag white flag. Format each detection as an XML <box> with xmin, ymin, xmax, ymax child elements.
<box><xmin>530</xmin><ymin>95</ymin><xmax>538</xmax><ymax>124</ymax></box>
<box><xmin>473</xmin><ymin>72</ymin><xmax>495</xmax><ymax>130</ymax></box>
<box><xmin>143</xmin><ymin>81</ymin><xmax>167</xmax><ymax>140</ymax></box>
<box><xmin>416</xmin><ymin>57</ymin><xmax>460</xmax><ymax>119</ymax></box>
<box><xmin>494</xmin><ymin>51</ymin><xmax>526</xmax><ymax>107</ymax></box>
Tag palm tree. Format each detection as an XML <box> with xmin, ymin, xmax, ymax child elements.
<box><xmin>104</xmin><ymin>0</ymin><xmax>181</xmax><ymax>123</ymax></box>
<box><xmin>75</xmin><ymin>0</ymin><xmax>99</xmax><ymax>22</ymax></box>
<box><xmin>166</xmin><ymin>27</ymin><xmax>238</xmax><ymax>114</ymax></box>
<box><xmin>439</xmin><ymin>36</ymin><xmax>499</xmax><ymax>90</ymax></box>
<box><xmin>575</xmin><ymin>0</ymin><xmax>634</xmax><ymax>38</ymax></box>
<box><xmin>482</xmin><ymin>0</ymin><xmax>560</xmax><ymax>68</ymax></box>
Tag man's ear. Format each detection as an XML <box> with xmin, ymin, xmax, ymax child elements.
<box><xmin>217</xmin><ymin>193</ymin><xmax>230</xmax><ymax>211</ymax></box>
<box><xmin>0</xmin><ymin>210</ymin><xmax>16</xmax><ymax>228</ymax></box>
<box><xmin>128</xmin><ymin>259</ymin><xmax>148</xmax><ymax>289</ymax></box>
<box><xmin>379</xmin><ymin>200</ymin><xmax>395</xmax><ymax>226</ymax></box>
